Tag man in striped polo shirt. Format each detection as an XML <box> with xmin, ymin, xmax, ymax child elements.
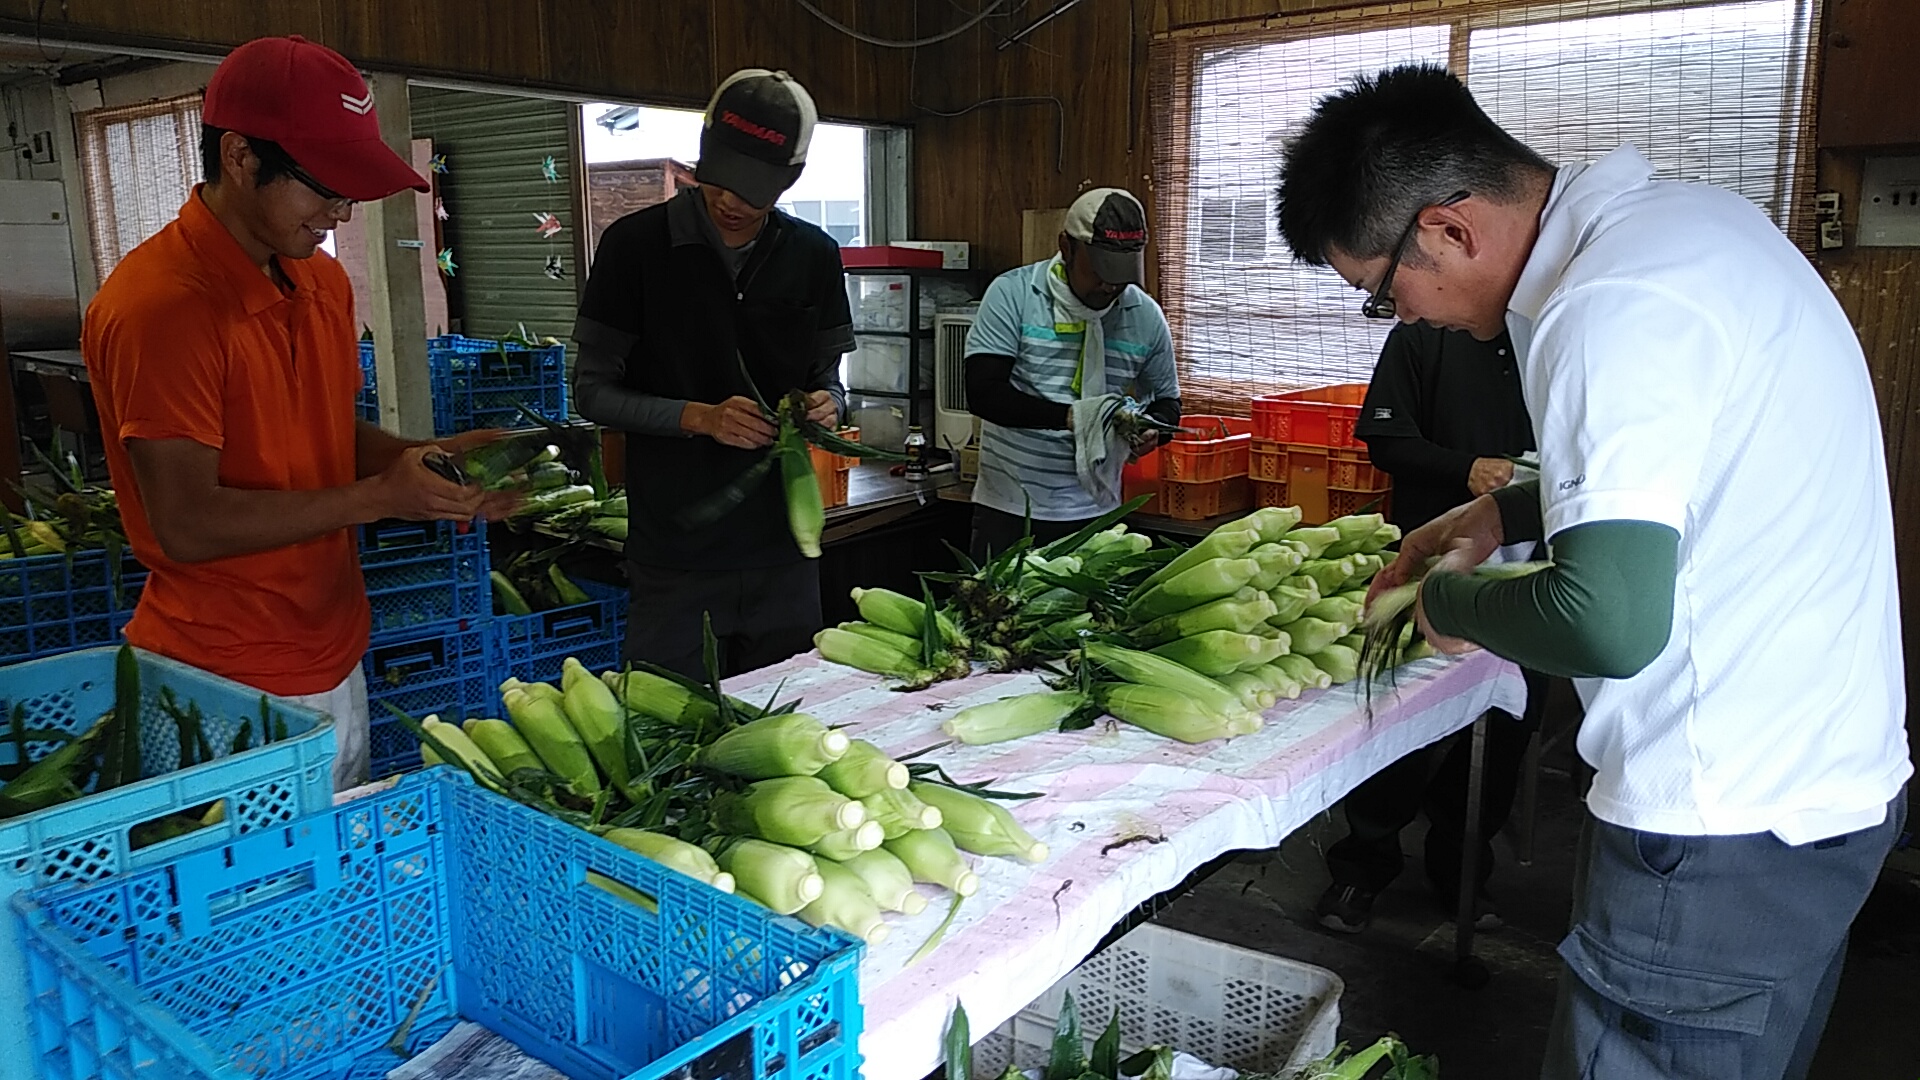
<box><xmin>963</xmin><ymin>187</ymin><xmax>1182</xmax><ymax>560</ymax></box>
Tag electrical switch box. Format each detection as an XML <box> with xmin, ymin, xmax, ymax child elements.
<box><xmin>1858</xmin><ymin>155</ymin><xmax>1920</xmax><ymax>247</ymax></box>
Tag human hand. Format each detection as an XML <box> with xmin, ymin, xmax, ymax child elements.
<box><xmin>685</xmin><ymin>396</ymin><xmax>775</xmax><ymax>449</ymax></box>
<box><xmin>1411</xmin><ymin>540</ymin><xmax>1484</xmax><ymax>655</ymax></box>
<box><xmin>1467</xmin><ymin>456</ymin><xmax>1516</xmax><ymax>497</ymax></box>
<box><xmin>370</xmin><ymin>445</ymin><xmax>485</xmax><ymax>522</ymax></box>
<box><xmin>802</xmin><ymin>390</ymin><xmax>839</xmax><ymax>426</ymax></box>
<box><xmin>1365</xmin><ymin>495</ymin><xmax>1505</xmax><ymax>606</ymax></box>
<box><xmin>476</xmin><ymin>489</ymin><xmax>524</xmax><ymax>523</ymax></box>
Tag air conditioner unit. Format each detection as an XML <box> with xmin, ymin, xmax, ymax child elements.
<box><xmin>933</xmin><ymin>312</ymin><xmax>979</xmax><ymax>453</ymax></box>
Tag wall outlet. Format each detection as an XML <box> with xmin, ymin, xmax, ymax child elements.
<box><xmin>1858</xmin><ymin>156</ymin><xmax>1920</xmax><ymax>247</ymax></box>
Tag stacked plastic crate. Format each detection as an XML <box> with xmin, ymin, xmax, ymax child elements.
<box><xmin>1121</xmin><ymin>416</ymin><xmax>1254</xmax><ymax>521</ymax></box>
<box><xmin>0</xmin><ymin>546</ymin><xmax>146</xmax><ymax>667</ymax></box>
<box><xmin>356</xmin><ymin>334</ymin><xmax>569</xmax><ymax>436</ymax></box>
<box><xmin>1249</xmin><ymin>385</ymin><xmax>1392</xmax><ymax>524</ymax></box>
<box><xmin>358</xmin><ymin>518</ymin><xmax>494</xmax><ymax>776</ymax></box>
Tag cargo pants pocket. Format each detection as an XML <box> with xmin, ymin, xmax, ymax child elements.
<box><xmin>1558</xmin><ymin>927</ymin><xmax>1773</xmax><ymax>1080</ymax></box>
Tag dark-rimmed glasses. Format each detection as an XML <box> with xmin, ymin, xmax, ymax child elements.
<box><xmin>1361</xmin><ymin>190</ymin><xmax>1470</xmax><ymax>320</ymax></box>
<box><xmin>284</xmin><ymin>160</ymin><xmax>356</xmax><ymax>217</ymax></box>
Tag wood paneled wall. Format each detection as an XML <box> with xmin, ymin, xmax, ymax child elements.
<box><xmin>0</xmin><ymin>1</ymin><xmax>918</xmax><ymax>121</ymax></box>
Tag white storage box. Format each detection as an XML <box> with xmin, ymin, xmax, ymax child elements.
<box><xmin>974</xmin><ymin>924</ymin><xmax>1342</xmax><ymax>1079</ymax></box>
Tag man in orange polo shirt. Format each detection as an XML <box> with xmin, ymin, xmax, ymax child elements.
<box><xmin>84</xmin><ymin>36</ymin><xmax>490</xmax><ymax>790</ymax></box>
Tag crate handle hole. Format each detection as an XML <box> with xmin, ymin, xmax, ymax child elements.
<box><xmin>128</xmin><ymin>799</ymin><xmax>225</xmax><ymax>852</ymax></box>
<box><xmin>541</xmin><ymin>611</ymin><xmax>604</xmax><ymax>639</ymax></box>
<box><xmin>207</xmin><ymin>866</ymin><xmax>315</xmax><ymax>922</ymax></box>
<box><xmin>585</xmin><ymin>868</ymin><xmax>660</xmax><ymax>915</ymax></box>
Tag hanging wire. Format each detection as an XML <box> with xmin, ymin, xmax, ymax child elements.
<box><xmin>905</xmin><ymin>0</ymin><xmax>1066</xmax><ymax>172</ymax></box>
<box><xmin>791</xmin><ymin>0</ymin><xmax>1018</xmax><ymax>49</ymax></box>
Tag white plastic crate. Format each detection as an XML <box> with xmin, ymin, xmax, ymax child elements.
<box><xmin>974</xmin><ymin>924</ymin><xmax>1342</xmax><ymax>1079</ymax></box>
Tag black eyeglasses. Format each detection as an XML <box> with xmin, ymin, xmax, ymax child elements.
<box><xmin>284</xmin><ymin>160</ymin><xmax>356</xmax><ymax>216</ymax></box>
<box><xmin>1361</xmin><ymin>190</ymin><xmax>1470</xmax><ymax>320</ymax></box>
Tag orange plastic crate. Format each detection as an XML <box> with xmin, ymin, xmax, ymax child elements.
<box><xmin>1122</xmin><ymin>448</ymin><xmax>1161</xmax><ymax>515</ymax></box>
<box><xmin>1251</xmin><ymin>384</ymin><xmax>1368</xmax><ymax>448</ymax></box>
<box><xmin>1161</xmin><ymin>415</ymin><xmax>1251</xmax><ymax>482</ymax></box>
<box><xmin>1160</xmin><ymin>475</ymin><xmax>1252</xmax><ymax>521</ymax></box>
<box><xmin>1252</xmin><ymin>478</ymin><xmax>1289</xmax><ymax>509</ymax></box>
<box><xmin>1283</xmin><ymin>443</ymin><xmax>1390</xmax><ymax>524</ymax></box>
<box><xmin>1328</xmin><ymin>486</ymin><xmax>1391</xmax><ymax>520</ymax></box>
<box><xmin>1249</xmin><ymin>441</ymin><xmax>1287</xmax><ymax>483</ymax></box>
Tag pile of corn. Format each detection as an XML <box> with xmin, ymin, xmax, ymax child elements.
<box><xmin>412</xmin><ymin>657</ymin><xmax>1042</xmax><ymax>944</ymax></box>
<box><xmin>822</xmin><ymin>507</ymin><xmax>1428</xmax><ymax>747</ymax></box>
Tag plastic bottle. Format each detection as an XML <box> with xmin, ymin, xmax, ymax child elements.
<box><xmin>903</xmin><ymin>425</ymin><xmax>929</xmax><ymax>481</ymax></box>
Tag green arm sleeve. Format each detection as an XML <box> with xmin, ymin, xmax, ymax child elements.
<box><xmin>1421</xmin><ymin>519</ymin><xmax>1679</xmax><ymax>679</ymax></box>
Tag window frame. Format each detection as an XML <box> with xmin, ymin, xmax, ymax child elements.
<box><xmin>74</xmin><ymin>92</ymin><xmax>204</xmax><ymax>278</ymax></box>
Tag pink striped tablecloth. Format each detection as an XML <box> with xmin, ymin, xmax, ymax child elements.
<box><xmin>723</xmin><ymin>649</ymin><xmax>1528</xmax><ymax>1080</ymax></box>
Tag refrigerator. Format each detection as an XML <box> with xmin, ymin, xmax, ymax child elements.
<box><xmin>0</xmin><ymin>179</ymin><xmax>82</xmax><ymax>349</ymax></box>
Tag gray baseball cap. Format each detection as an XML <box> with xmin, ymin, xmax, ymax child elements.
<box><xmin>695</xmin><ymin>69</ymin><xmax>816</xmax><ymax>209</ymax></box>
<box><xmin>1064</xmin><ymin>187</ymin><xmax>1149</xmax><ymax>286</ymax></box>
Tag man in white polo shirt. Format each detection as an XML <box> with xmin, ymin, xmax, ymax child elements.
<box><xmin>1276</xmin><ymin>65</ymin><xmax>1909</xmax><ymax>1080</ymax></box>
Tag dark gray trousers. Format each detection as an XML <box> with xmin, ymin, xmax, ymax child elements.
<box><xmin>622</xmin><ymin>560</ymin><xmax>822</xmax><ymax>681</ymax></box>
<box><xmin>1542</xmin><ymin>787</ymin><xmax>1907</xmax><ymax>1080</ymax></box>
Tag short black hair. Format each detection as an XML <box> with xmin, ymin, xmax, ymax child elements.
<box><xmin>199</xmin><ymin>124</ymin><xmax>299</xmax><ymax>188</ymax></box>
<box><xmin>1274</xmin><ymin>64</ymin><xmax>1554</xmax><ymax>266</ymax></box>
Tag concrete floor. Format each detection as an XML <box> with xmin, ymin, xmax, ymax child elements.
<box><xmin>1146</xmin><ymin>686</ymin><xmax>1920</xmax><ymax>1079</ymax></box>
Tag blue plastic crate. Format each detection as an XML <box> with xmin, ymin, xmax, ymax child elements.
<box><xmin>490</xmin><ymin>577</ymin><xmax>627</xmax><ymax>686</ymax></box>
<box><xmin>18</xmin><ymin>770</ymin><xmax>864</xmax><ymax>1080</ymax></box>
<box><xmin>363</xmin><ymin>622</ymin><xmax>495</xmax><ymax>777</ymax></box>
<box><xmin>0</xmin><ymin>646</ymin><xmax>336</xmax><ymax>1080</ymax></box>
<box><xmin>0</xmin><ymin>548</ymin><xmax>147</xmax><ymax>664</ymax></box>
<box><xmin>355</xmin><ymin>340</ymin><xmax>377</xmax><ymax>423</ymax></box>
<box><xmin>428</xmin><ymin>336</ymin><xmax>568</xmax><ymax>435</ymax></box>
<box><xmin>359</xmin><ymin>518</ymin><xmax>487</xmax><ymax>636</ymax></box>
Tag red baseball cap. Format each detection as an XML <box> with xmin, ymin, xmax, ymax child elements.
<box><xmin>203</xmin><ymin>36</ymin><xmax>428</xmax><ymax>202</ymax></box>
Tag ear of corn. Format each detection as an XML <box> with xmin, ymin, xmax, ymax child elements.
<box><xmin>560</xmin><ymin>657</ymin><xmax>631</xmax><ymax>791</ymax></box>
<box><xmin>601</xmin><ymin>828</ymin><xmax>733</xmax><ymax>892</ymax></box>
<box><xmin>602</xmin><ymin>668</ymin><xmax>721</xmax><ymax>727</ymax></box>
<box><xmin>1274</xmin><ymin>653</ymin><xmax>1333</xmax><ymax>691</ymax></box>
<box><xmin>1148</xmin><ymin>630</ymin><xmax>1286</xmax><ymax>677</ymax></box>
<box><xmin>1277</xmin><ymin>617</ymin><xmax>1348</xmax><ymax>657</ymax></box>
<box><xmin>1281</xmin><ymin>526</ymin><xmax>1340</xmax><ymax>559</ymax></box>
<box><xmin>491</xmin><ymin>571</ymin><xmax>533</xmax><ymax>616</ymax></box>
<box><xmin>1249</xmin><ymin>662</ymin><xmax>1304</xmax><ymax>700</ymax></box>
<box><xmin>814</xmin><ymin>627</ymin><xmax>939</xmax><ymax>687</ymax></box>
<box><xmin>1327</xmin><ymin>513</ymin><xmax>1385</xmax><ymax>546</ymax></box>
<box><xmin>697</xmin><ymin>712</ymin><xmax>850</xmax><ymax>779</ymax></box>
<box><xmin>1266</xmin><ymin>577</ymin><xmax>1322</xmax><ymax>626</ymax></box>
<box><xmin>1303</xmin><ymin>596</ymin><xmax>1364</xmax><ymax>627</ymax></box>
<box><xmin>1341</xmin><ymin>553</ymin><xmax>1386</xmax><ymax>591</ymax></box>
<box><xmin>861</xmin><ymin>786</ymin><xmax>943</xmax><ymax>839</ymax></box>
<box><xmin>1218</xmin><ymin>671</ymin><xmax>1276</xmax><ymax>710</ymax></box>
<box><xmin>1248</xmin><ymin>542</ymin><xmax>1307</xmax><ymax>591</ymax></box>
<box><xmin>1295</xmin><ymin>557</ymin><xmax>1362</xmax><ymax>596</ymax></box>
<box><xmin>941</xmin><ymin>691</ymin><xmax>1088</xmax><ymax>745</ymax></box>
<box><xmin>1307</xmin><ymin>644</ymin><xmax>1360</xmax><ymax>684</ymax></box>
<box><xmin>716</xmin><ymin>839</ymin><xmax>823</xmax><ymax>914</ymax></box>
<box><xmin>502</xmin><ymin>677</ymin><xmax>565</xmax><ymax>709</ymax></box>
<box><xmin>463</xmin><ymin>719</ymin><xmax>543</xmax><ymax>777</ymax></box>
<box><xmin>850</xmin><ymin>587</ymin><xmax>968</xmax><ymax>651</ymax></box>
<box><xmin>816</xmin><ymin>738</ymin><xmax>908</xmax><ymax>798</ymax></box>
<box><xmin>834</xmin><ymin>847</ymin><xmax>928</xmax><ymax>915</ymax></box>
<box><xmin>1235</xmin><ymin>506</ymin><xmax>1305</xmax><ymax>543</ymax></box>
<box><xmin>807</xmin><ymin>820</ymin><xmax>887</xmax><ymax>860</ymax></box>
<box><xmin>547</xmin><ymin>564</ymin><xmax>591</xmax><ymax>606</ymax></box>
<box><xmin>503</xmin><ymin>688</ymin><xmax>600</xmax><ymax>797</ymax></box>
<box><xmin>1128</xmin><ymin>557</ymin><xmax>1262</xmax><ymax>620</ymax></box>
<box><xmin>710</xmin><ymin>776</ymin><xmax>866</xmax><ymax>847</ymax></box>
<box><xmin>1133</xmin><ymin>588</ymin><xmax>1276</xmax><ymax>647</ymax></box>
<box><xmin>1336</xmin><ymin>632</ymin><xmax>1366</xmax><ymax>653</ymax></box>
<box><xmin>1081</xmin><ymin>642</ymin><xmax>1254</xmax><ymax>725</ymax></box>
<box><xmin>1097</xmin><ymin>682</ymin><xmax>1240</xmax><ymax>743</ymax></box>
<box><xmin>1136</xmin><ymin>527</ymin><xmax>1261</xmax><ymax>595</ymax></box>
<box><xmin>883</xmin><ymin>826</ymin><xmax>980</xmax><ymax>896</ymax></box>
<box><xmin>780</xmin><ymin>430</ymin><xmax>826</xmax><ymax>559</ymax></box>
<box><xmin>837</xmin><ymin>621</ymin><xmax>923</xmax><ymax>655</ymax></box>
<box><xmin>909</xmin><ymin>782</ymin><xmax>1049</xmax><ymax>864</ymax></box>
<box><xmin>800</xmin><ymin>858</ymin><xmax>891</xmax><ymax>943</ymax></box>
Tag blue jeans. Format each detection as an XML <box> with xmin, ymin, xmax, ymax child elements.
<box><xmin>1542</xmin><ymin>788</ymin><xmax>1907</xmax><ymax>1080</ymax></box>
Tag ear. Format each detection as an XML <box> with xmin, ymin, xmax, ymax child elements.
<box><xmin>219</xmin><ymin>131</ymin><xmax>256</xmax><ymax>190</ymax></box>
<box><xmin>1424</xmin><ymin>202</ymin><xmax>1481</xmax><ymax>259</ymax></box>
<box><xmin>1058</xmin><ymin>233</ymin><xmax>1073</xmax><ymax>262</ymax></box>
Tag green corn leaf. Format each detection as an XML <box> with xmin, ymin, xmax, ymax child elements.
<box><xmin>1039</xmin><ymin>495</ymin><xmax>1153</xmax><ymax>560</ymax></box>
<box><xmin>945</xmin><ymin>1002</ymin><xmax>971</xmax><ymax>1080</ymax></box>
<box><xmin>1045</xmin><ymin>990</ymin><xmax>1085</xmax><ymax>1080</ymax></box>
<box><xmin>1090</xmin><ymin>1008</ymin><xmax>1122</xmax><ymax>1080</ymax></box>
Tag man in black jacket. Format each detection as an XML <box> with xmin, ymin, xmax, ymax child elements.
<box><xmin>571</xmin><ymin>70</ymin><xmax>851</xmax><ymax>679</ymax></box>
<box><xmin>1316</xmin><ymin>320</ymin><xmax>1548</xmax><ymax>933</ymax></box>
